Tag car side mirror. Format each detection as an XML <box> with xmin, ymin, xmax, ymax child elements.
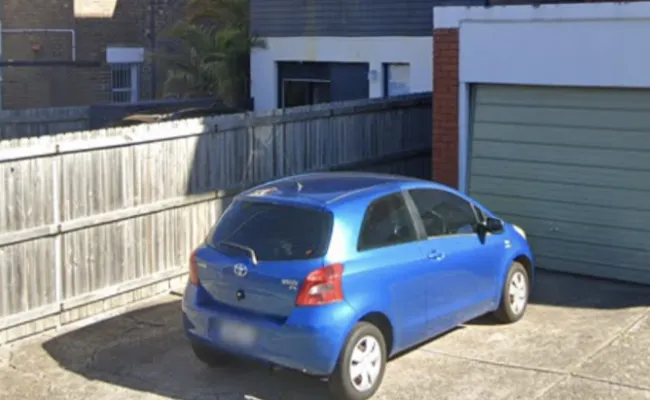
<box><xmin>479</xmin><ymin>217</ymin><xmax>504</xmax><ymax>233</ymax></box>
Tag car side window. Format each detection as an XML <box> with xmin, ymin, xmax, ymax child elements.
<box><xmin>358</xmin><ymin>193</ymin><xmax>418</xmax><ymax>251</ymax></box>
<box><xmin>408</xmin><ymin>189</ymin><xmax>481</xmax><ymax>237</ymax></box>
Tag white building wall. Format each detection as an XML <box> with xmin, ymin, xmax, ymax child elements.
<box><xmin>433</xmin><ymin>2</ymin><xmax>650</xmax><ymax>190</ymax></box>
<box><xmin>250</xmin><ymin>36</ymin><xmax>433</xmax><ymax>111</ymax></box>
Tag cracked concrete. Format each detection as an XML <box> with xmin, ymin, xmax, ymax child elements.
<box><xmin>0</xmin><ymin>270</ymin><xmax>649</xmax><ymax>400</ymax></box>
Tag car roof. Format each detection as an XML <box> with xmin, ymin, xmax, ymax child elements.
<box><xmin>237</xmin><ymin>171</ymin><xmax>445</xmax><ymax>208</ymax></box>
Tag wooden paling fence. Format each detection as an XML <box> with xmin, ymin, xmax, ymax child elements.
<box><xmin>0</xmin><ymin>106</ymin><xmax>90</xmax><ymax>140</ymax></box>
<box><xmin>0</xmin><ymin>93</ymin><xmax>433</xmax><ymax>344</ymax></box>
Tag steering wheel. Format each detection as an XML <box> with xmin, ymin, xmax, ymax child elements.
<box><xmin>422</xmin><ymin>209</ymin><xmax>448</xmax><ymax>235</ymax></box>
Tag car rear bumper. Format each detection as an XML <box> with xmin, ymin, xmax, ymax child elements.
<box><xmin>181</xmin><ymin>283</ymin><xmax>356</xmax><ymax>376</ymax></box>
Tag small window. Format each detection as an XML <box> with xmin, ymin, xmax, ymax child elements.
<box><xmin>358</xmin><ymin>193</ymin><xmax>418</xmax><ymax>251</ymax></box>
<box><xmin>383</xmin><ymin>63</ymin><xmax>410</xmax><ymax>97</ymax></box>
<box><xmin>408</xmin><ymin>189</ymin><xmax>480</xmax><ymax>237</ymax></box>
<box><xmin>208</xmin><ymin>200</ymin><xmax>333</xmax><ymax>261</ymax></box>
<box><xmin>110</xmin><ymin>63</ymin><xmax>140</xmax><ymax>103</ymax></box>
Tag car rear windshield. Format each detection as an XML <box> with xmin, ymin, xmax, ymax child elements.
<box><xmin>208</xmin><ymin>200</ymin><xmax>333</xmax><ymax>262</ymax></box>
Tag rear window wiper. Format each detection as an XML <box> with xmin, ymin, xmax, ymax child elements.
<box><xmin>214</xmin><ymin>241</ymin><xmax>259</xmax><ymax>265</ymax></box>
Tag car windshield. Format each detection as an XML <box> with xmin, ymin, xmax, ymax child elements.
<box><xmin>208</xmin><ymin>199</ymin><xmax>333</xmax><ymax>262</ymax></box>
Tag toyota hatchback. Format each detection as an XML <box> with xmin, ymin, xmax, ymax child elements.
<box><xmin>182</xmin><ymin>172</ymin><xmax>534</xmax><ymax>400</ymax></box>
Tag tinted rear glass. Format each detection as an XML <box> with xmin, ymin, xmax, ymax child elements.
<box><xmin>208</xmin><ymin>200</ymin><xmax>333</xmax><ymax>261</ymax></box>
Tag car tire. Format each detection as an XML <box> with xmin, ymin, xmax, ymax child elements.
<box><xmin>190</xmin><ymin>341</ymin><xmax>233</xmax><ymax>367</ymax></box>
<box><xmin>329</xmin><ymin>322</ymin><xmax>387</xmax><ymax>400</ymax></box>
<box><xmin>493</xmin><ymin>261</ymin><xmax>530</xmax><ymax>324</ymax></box>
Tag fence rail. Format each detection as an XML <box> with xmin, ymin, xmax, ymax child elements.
<box><xmin>0</xmin><ymin>93</ymin><xmax>433</xmax><ymax>344</ymax></box>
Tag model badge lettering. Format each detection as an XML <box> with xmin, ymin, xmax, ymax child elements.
<box><xmin>281</xmin><ymin>279</ymin><xmax>298</xmax><ymax>290</ymax></box>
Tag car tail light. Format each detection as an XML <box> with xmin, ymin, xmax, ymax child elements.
<box><xmin>189</xmin><ymin>250</ymin><xmax>200</xmax><ymax>286</ymax></box>
<box><xmin>296</xmin><ymin>263</ymin><xmax>344</xmax><ymax>306</ymax></box>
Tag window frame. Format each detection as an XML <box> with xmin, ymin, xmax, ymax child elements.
<box><xmin>404</xmin><ymin>188</ymin><xmax>487</xmax><ymax>239</ymax></box>
<box><xmin>356</xmin><ymin>191</ymin><xmax>422</xmax><ymax>252</ymax></box>
<box><xmin>109</xmin><ymin>62</ymin><xmax>141</xmax><ymax>103</ymax></box>
<box><xmin>382</xmin><ymin>62</ymin><xmax>411</xmax><ymax>97</ymax></box>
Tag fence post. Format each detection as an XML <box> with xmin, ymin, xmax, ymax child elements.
<box><xmin>272</xmin><ymin>123</ymin><xmax>278</xmax><ymax>178</ymax></box>
<box><xmin>52</xmin><ymin>145</ymin><xmax>64</xmax><ymax>328</ymax></box>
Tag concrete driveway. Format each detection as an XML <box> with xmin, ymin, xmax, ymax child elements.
<box><xmin>1</xmin><ymin>271</ymin><xmax>649</xmax><ymax>400</ymax></box>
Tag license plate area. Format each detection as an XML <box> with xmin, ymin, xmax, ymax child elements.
<box><xmin>217</xmin><ymin>319</ymin><xmax>257</xmax><ymax>348</ymax></box>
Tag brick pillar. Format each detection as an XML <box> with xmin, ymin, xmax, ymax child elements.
<box><xmin>432</xmin><ymin>28</ymin><xmax>460</xmax><ymax>188</ymax></box>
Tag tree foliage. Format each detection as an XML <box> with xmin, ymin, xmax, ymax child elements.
<box><xmin>162</xmin><ymin>0</ymin><xmax>265</xmax><ymax>108</ymax></box>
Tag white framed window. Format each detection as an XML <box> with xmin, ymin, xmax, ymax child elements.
<box><xmin>106</xmin><ymin>46</ymin><xmax>144</xmax><ymax>103</ymax></box>
<box><xmin>383</xmin><ymin>63</ymin><xmax>411</xmax><ymax>97</ymax></box>
<box><xmin>110</xmin><ymin>63</ymin><xmax>140</xmax><ymax>103</ymax></box>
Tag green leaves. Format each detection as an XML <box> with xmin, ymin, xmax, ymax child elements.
<box><xmin>160</xmin><ymin>0</ymin><xmax>266</xmax><ymax>107</ymax></box>
<box><xmin>186</xmin><ymin>0</ymin><xmax>249</xmax><ymax>29</ymax></box>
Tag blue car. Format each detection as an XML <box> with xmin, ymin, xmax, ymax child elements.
<box><xmin>182</xmin><ymin>172</ymin><xmax>534</xmax><ymax>400</ymax></box>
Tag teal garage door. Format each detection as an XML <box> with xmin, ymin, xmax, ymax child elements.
<box><xmin>468</xmin><ymin>85</ymin><xmax>650</xmax><ymax>284</ymax></box>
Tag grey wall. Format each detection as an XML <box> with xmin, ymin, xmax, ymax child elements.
<box><xmin>251</xmin><ymin>0</ymin><xmax>486</xmax><ymax>37</ymax></box>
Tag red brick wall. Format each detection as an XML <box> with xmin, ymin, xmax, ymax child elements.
<box><xmin>432</xmin><ymin>28</ymin><xmax>459</xmax><ymax>188</ymax></box>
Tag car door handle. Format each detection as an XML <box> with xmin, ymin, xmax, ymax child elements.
<box><xmin>428</xmin><ymin>250</ymin><xmax>446</xmax><ymax>261</ymax></box>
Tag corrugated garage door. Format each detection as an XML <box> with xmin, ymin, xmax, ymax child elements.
<box><xmin>468</xmin><ymin>85</ymin><xmax>650</xmax><ymax>284</ymax></box>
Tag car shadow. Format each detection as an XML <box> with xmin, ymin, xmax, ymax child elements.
<box><xmin>388</xmin><ymin>326</ymin><xmax>464</xmax><ymax>361</ymax></box>
<box><xmin>465</xmin><ymin>269</ymin><xmax>650</xmax><ymax>326</ymax></box>
<box><xmin>527</xmin><ymin>269</ymin><xmax>650</xmax><ymax>309</ymax></box>
<box><xmin>41</xmin><ymin>299</ymin><xmax>331</xmax><ymax>400</ymax></box>
<box><xmin>40</xmin><ymin>294</ymin><xmax>464</xmax><ymax>400</ymax></box>
<box><xmin>41</xmin><ymin>270</ymin><xmax>650</xmax><ymax>399</ymax></box>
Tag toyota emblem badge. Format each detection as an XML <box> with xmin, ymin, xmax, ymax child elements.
<box><xmin>233</xmin><ymin>263</ymin><xmax>248</xmax><ymax>277</ymax></box>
